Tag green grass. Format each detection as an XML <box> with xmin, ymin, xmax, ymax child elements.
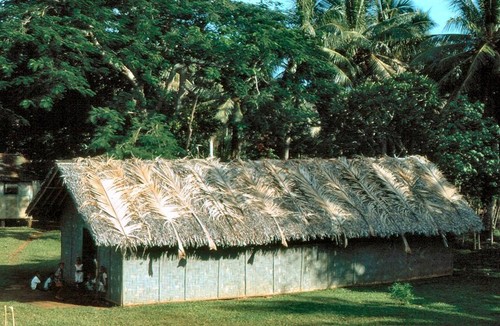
<box><xmin>1</xmin><ymin>227</ymin><xmax>499</xmax><ymax>325</ymax></box>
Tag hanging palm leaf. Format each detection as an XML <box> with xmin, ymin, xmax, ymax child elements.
<box><xmin>237</xmin><ymin>160</ymin><xmax>289</xmax><ymax>247</ymax></box>
<box><xmin>291</xmin><ymin>163</ymin><xmax>350</xmax><ymax>245</ymax></box>
<box><xmin>84</xmin><ymin>169</ymin><xmax>142</xmax><ymax>251</ymax></box>
<box><xmin>187</xmin><ymin>160</ymin><xmax>245</xmax><ymax>222</ymax></box>
<box><xmin>127</xmin><ymin>159</ymin><xmax>186</xmax><ymax>258</ymax></box>
<box><xmin>263</xmin><ymin>160</ymin><xmax>311</xmax><ymax>224</ymax></box>
<box><xmin>154</xmin><ymin>160</ymin><xmax>217</xmax><ymax>251</ymax></box>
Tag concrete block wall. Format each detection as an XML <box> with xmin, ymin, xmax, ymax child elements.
<box><xmin>118</xmin><ymin>237</ymin><xmax>452</xmax><ymax>305</ymax></box>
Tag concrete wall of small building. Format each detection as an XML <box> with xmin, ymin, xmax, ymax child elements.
<box><xmin>0</xmin><ymin>181</ymin><xmax>39</xmax><ymax>226</ymax></box>
<box><xmin>119</xmin><ymin>237</ymin><xmax>452</xmax><ymax>306</ymax></box>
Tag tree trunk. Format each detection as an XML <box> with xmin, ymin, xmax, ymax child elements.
<box><xmin>282</xmin><ymin>136</ymin><xmax>291</xmax><ymax>160</ymax></box>
<box><xmin>230</xmin><ymin>101</ymin><xmax>242</xmax><ymax>160</ymax></box>
<box><xmin>230</xmin><ymin>123</ymin><xmax>241</xmax><ymax>160</ymax></box>
<box><xmin>209</xmin><ymin>135</ymin><xmax>216</xmax><ymax>158</ymax></box>
<box><xmin>185</xmin><ymin>94</ymin><xmax>199</xmax><ymax>152</ymax></box>
<box><xmin>489</xmin><ymin>198</ymin><xmax>499</xmax><ymax>245</ymax></box>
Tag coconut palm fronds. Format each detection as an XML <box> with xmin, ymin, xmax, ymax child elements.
<box><xmin>371</xmin><ymin>161</ymin><xmax>417</xmax><ymax>221</ymax></box>
<box><xmin>411</xmin><ymin>156</ymin><xmax>462</xmax><ymax>203</ymax></box>
<box><xmin>84</xmin><ymin>173</ymin><xmax>141</xmax><ymax>250</ymax></box>
<box><xmin>202</xmin><ymin>160</ymin><xmax>248</xmax><ymax>219</ymax></box>
<box><xmin>337</xmin><ymin>157</ymin><xmax>400</xmax><ymax>236</ymax></box>
<box><xmin>237</xmin><ymin>160</ymin><xmax>289</xmax><ymax>247</ymax></box>
<box><xmin>28</xmin><ymin>155</ymin><xmax>481</xmax><ymax>251</ymax></box>
<box><xmin>379</xmin><ymin>156</ymin><xmax>440</xmax><ymax>232</ymax></box>
<box><xmin>263</xmin><ymin>160</ymin><xmax>311</xmax><ymax>224</ymax></box>
<box><xmin>187</xmin><ymin>160</ymin><xmax>245</xmax><ymax>222</ymax></box>
<box><xmin>292</xmin><ymin>164</ymin><xmax>350</xmax><ymax>243</ymax></box>
<box><xmin>317</xmin><ymin>160</ymin><xmax>376</xmax><ymax>236</ymax></box>
<box><xmin>127</xmin><ymin>159</ymin><xmax>186</xmax><ymax>258</ymax></box>
<box><xmin>153</xmin><ymin>160</ymin><xmax>217</xmax><ymax>251</ymax></box>
<box><xmin>409</xmin><ymin>156</ymin><xmax>482</xmax><ymax>234</ymax></box>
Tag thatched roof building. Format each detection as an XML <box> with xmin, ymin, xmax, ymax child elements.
<box><xmin>28</xmin><ymin>155</ymin><xmax>481</xmax><ymax>254</ymax></box>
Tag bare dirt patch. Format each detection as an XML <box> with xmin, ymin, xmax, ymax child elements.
<box><xmin>1</xmin><ymin>283</ymin><xmax>111</xmax><ymax>308</ymax></box>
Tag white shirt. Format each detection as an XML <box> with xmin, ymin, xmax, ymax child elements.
<box><xmin>31</xmin><ymin>275</ymin><xmax>41</xmax><ymax>290</ymax></box>
<box><xmin>43</xmin><ymin>276</ymin><xmax>52</xmax><ymax>290</ymax></box>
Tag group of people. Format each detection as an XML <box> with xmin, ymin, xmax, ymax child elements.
<box><xmin>30</xmin><ymin>257</ymin><xmax>108</xmax><ymax>301</ymax></box>
<box><xmin>30</xmin><ymin>262</ymin><xmax>64</xmax><ymax>292</ymax></box>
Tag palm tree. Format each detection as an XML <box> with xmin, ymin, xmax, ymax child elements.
<box><xmin>296</xmin><ymin>0</ymin><xmax>433</xmax><ymax>85</ymax></box>
<box><xmin>413</xmin><ymin>0</ymin><xmax>499</xmax><ymax>121</ymax></box>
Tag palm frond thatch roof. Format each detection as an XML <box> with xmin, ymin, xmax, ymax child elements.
<box><xmin>27</xmin><ymin>156</ymin><xmax>482</xmax><ymax>251</ymax></box>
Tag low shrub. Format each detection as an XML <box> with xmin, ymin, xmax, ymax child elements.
<box><xmin>389</xmin><ymin>282</ymin><xmax>414</xmax><ymax>305</ymax></box>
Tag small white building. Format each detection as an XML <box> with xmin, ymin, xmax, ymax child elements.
<box><xmin>0</xmin><ymin>153</ymin><xmax>39</xmax><ymax>227</ymax></box>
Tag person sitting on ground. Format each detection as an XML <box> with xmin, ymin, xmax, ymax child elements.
<box><xmin>84</xmin><ymin>272</ymin><xmax>95</xmax><ymax>292</ymax></box>
<box><xmin>30</xmin><ymin>272</ymin><xmax>42</xmax><ymax>290</ymax></box>
<box><xmin>43</xmin><ymin>273</ymin><xmax>54</xmax><ymax>291</ymax></box>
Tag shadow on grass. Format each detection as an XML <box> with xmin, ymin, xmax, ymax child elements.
<box><xmin>0</xmin><ymin>227</ymin><xmax>61</xmax><ymax>250</ymax></box>
<box><xmin>0</xmin><ymin>228</ymin><xmax>37</xmax><ymax>241</ymax></box>
<box><xmin>214</xmin><ymin>272</ymin><xmax>499</xmax><ymax>325</ymax></box>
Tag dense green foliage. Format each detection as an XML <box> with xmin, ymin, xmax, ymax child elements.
<box><xmin>0</xmin><ymin>0</ymin><xmax>498</xmax><ymax>213</ymax></box>
<box><xmin>432</xmin><ymin>98</ymin><xmax>500</xmax><ymax>200</ymax></box>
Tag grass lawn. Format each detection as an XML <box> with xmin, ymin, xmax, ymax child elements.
<box><xmin>1</xmin><ymin>227</ymin><xmax>498</xmax><ymax>325</ymax></box>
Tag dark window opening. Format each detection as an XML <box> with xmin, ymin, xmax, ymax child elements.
<box><xmin>3</xmin><ymin>183</ymin><xmax>18</xmax><ymax>195</ymax></box>
<box><xmin>82</xmin><ymin>228</ymin><xmax>97</xmax><ymax>275</ymax></box>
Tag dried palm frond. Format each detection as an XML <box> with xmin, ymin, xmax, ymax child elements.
<box><xmin>84</xmin><ymin>172</ymin><xmax>142</xmax><ymax>251</ymax></box>
<box><xmin>40</xmin><ymin>155</ymin><xmax>481</xmax><ymax>252</ymax></box>
<box><xmin>127</xmin><ymin>159</ymin><xmax>186</xmax><ymax>258</ymax></box>
<box><xmin>316</xmin><ymin>160</ymin><xmax>376</xmax><ymax>237</ymax></box>
<box><xmin>379</xmin><ymin>157</ymin><xmax>440</xmax><ymax>231</ymax></box>
<box><xmin>154</xmin><ymin>160</ymin><xmax>217</xmax><ymax>251</ymax></box>
<box><xmin>371</xmin><ymin>161</ymin><xmax>429</xmax><ymax>252</ymax></box>
<box><xmin>409</xmin><ymin>156</ymin><xmax>482</xmax><ymax>234</ymax></box>
<box><xmin>186</xmin><ymin>160</ymin><xmax>245</xmax><ymax>222</ymax></box>
<box><xmin>263</xmin><ymin>160</ymin><xmax>310</xmax><ymax>224</ymax></box>
<box><xmin>371</xmin><ymin>162</ymin><xmax>421</xmax><ymax>223</ymax></box>
<box><xmin>291</xmin><ymin>164</ymin><xmax>349</xmax><ymax>245</ymax></box>
<box><xmin>202</xmin><ymin>160</ymin><xmax>248</xmax><ymax>218</ymax></box>
<box><xmin>411</xmin><ymin>156</ymin><xmax>462</xmax><ymax>204</ymax></box>
<box><xmin>337</xmin><ymin>157</ymin><xmax>400</xmax><ymax>236</ymax></box>
<box><xmin>237</xmin><ymin>160</ymin><xmax>289</xmax><ymax>247</ymax></box>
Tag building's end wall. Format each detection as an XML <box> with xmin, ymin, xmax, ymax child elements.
<box><xmin>60</xmin><ymin>200</ymin><xmax>83</xmax><ymax>282</ymax></box>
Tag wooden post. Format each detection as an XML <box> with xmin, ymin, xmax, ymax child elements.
<box><xmin>9</xmin><ymin>307</ymin><xmax>14</xmax><ymax>326</ymax></box>
<box><xmin>3</xmin><ymin>306</ymin><xmax>15</xmax><ymax>326</ymax></box>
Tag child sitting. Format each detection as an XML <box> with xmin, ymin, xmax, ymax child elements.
<box><xmin>43</xmin><ymin>273</ymin><xmax>54</xmax><ymax>291</ymax></box>
<box><xmin>30</xmin><ymin>272</ymin><xmax>42</xmax><ymax>290</ymax></box>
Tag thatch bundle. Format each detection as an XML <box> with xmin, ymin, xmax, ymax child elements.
<box><xmin>29</xmin><ymin>156</ymin><xmax>482</xmax><ymax>253</ymax></box>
